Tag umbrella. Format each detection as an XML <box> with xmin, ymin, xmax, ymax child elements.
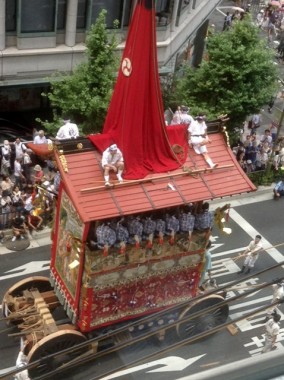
<box><xmin>270</xmin><ymin>1</ymin><xmax>281</xmax><ymax>7</ymax></box>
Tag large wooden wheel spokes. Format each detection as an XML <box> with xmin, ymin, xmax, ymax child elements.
<box><xmin>27</xmin><ymin>329</ymin><xmax>87</xmax><ymax>378</ymax></box>
<box><xmin>2</xmin><ymin>276</ymin><xmax>52</xmax><ymax>318</ymax></box>
<box><xmin>176</xmin><ymin>294</ymin><xmax>229</xmax><ymax>339</ymax></box>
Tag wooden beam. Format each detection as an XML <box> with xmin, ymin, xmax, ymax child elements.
<box><xmin>81</xmin><ymin>164</ymin><xmax>234</xmax><ymax>193</ymax></box>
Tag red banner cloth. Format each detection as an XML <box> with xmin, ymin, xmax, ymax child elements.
<box><xmin>101</xmin><ymin>0</ymin><xmax>180</xmax><ymax>180</ymax></box>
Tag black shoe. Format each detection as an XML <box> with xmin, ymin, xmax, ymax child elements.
<box><xmin>245</xmin><ymin>268</ymin><xmax>251</xmax><ymax>274</ymax></box>
<box><xmin>238</xmin><ymin>266</ymin><xmax>246</xmax><ymax>274</ymax></box>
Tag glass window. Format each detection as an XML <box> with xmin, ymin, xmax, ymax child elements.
<box><xmin>91</xmin><ymin>0</ymin><xmax>123</xmax><ymax>29</ymax></box>
<box><xmin>20</xmin><ymin>0</ymin><xmax>56</xmax><ymax>33</ymax></box>
<box><xmin>156</xmin><ymin>0</ymin><xmax>170</xmax><ymax>13</ymax></box>
<box><xmin>57</xmin><ymin>0</ymin><xmax>67</xmax><ymax>30</ymax></box>
<box><xmin>77</xmin><ymin>0</ymin><xmax>88</xmax><ymax>29</ymax></box>
<box><xmin>6</xmin><ymin>0</ymin><xmax>17</xmax><ymax>32</ymax></box>
<box><xmin>122</xmin><ymin>0</ymin><xmax>133</xmax><ymax>27</ymax></box>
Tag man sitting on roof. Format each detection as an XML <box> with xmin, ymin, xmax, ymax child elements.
<box><xmin>101</xmin><ymin>144</ymin><xmax>124</xmax><ymax>186</ymax></box>
<box><xmin>188</xmin><ymin>115</ymin><xmax>218</xmax><ymax>169</ymax></box>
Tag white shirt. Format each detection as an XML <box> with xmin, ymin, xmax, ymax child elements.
<box><xmin>246</xmin><ymin>239</ymin><xmax>263</xmax><ymax>256</ymax></box>
<box><xmin>101</xmin><ymin>147</ymin><xmax>124</xmax><ymax>166</ymax></box>
<box><xmin>272</xmin><ymin>284</ymin><xmax>284</xmax><ymax>303</ymax></box>
<box><xmin>34</xmin><ymin>135</ymin><xmax>47</xmax><ymax>144</ymax></box>
<box><xmin>265</xmin><ymin>319</ymin><xmax>280</xmax><ymax>338</ymax></box>
<box><xmin>14</xmin><ymin>161</ymin><xmax>22</xmax><ymax>177</ymax></box>
<box><xmin>56</xmin><ymin>122</ymin><xmax>79</xmax><ymax>140</ymax></box>
<box><xmin>180</xmin><ymin>113</ymin><xmax>194</xmax><ymax>126</ymax></box>
<box><xmin>15</xmin><ymin>142</ymin><xmax>26</xmax><ymax>159</ymax></box>
<box><xmin>188</xmin><ymin>120</ymin><xmax>207</xmax><ymax>136</ymax></box>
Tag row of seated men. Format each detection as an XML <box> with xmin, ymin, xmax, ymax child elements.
<box><xmin>88</xmin><ymin>203</ymin><xmax>213</xmax><ymax>250</ymax></box>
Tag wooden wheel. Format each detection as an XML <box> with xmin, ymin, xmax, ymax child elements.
<box><xmin>27</xmin><ymin>329</ymin><xmax>87</xmax><ymax>378</ymax></box>
<box><xmin>2</xmin><ymin>276</ymin><xmax>52</xmax><ymax>318</ymax></box>
<box><xmin>176</xmin><ymin>294</ymin><xmax>229</xmax><ymax>339</ymax></box>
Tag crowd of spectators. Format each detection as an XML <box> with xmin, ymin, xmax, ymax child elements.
<box><xmin>0</xmin><ymin>134</ymin><xmax>61</xmax><ymax>241</ymax></box>
<box><xmin>232</xmin><ymin>114</ymin><xmax>284</xmax><ymax>174</ymax></box>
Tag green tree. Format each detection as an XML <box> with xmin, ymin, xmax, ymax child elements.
<box><xmin>38</xmin><ymin>10</ymin><xmax>119</xmax><ymax>136</ymax></box>
<box><xmin>170</xmin><ymin>17</ymin><xmax>279</xmax><ymax>134</ymax></box>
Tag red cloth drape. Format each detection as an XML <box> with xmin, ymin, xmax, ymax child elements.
<box><xmin>100</xmin><ymin>0</ymin><xmax>180</xmax><ymax>179</ymax></box>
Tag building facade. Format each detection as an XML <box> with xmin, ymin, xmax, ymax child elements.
<box><xmin>0</xmin><ymin>0</ymin><xmax>222</xmax><ymax>114</ymax></box>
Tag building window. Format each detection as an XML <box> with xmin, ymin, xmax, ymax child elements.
<box><xmin>77</xmin><ymin>0</ymin><xmax>88</xmax><ymax>29</ymax></box>
<box><xmin>91</xmin><ymin>0</ymin><xmax>123</xmax><ymax>29</ymax></box>
<box><xmin>6</xmin><ymin>0</ymin><xmax>17</xmax><ymax>32</ymax></box>
<box><xmin>20</xmin><ymin>0</ymin><xmax>56</xmax><ymax>33</ymax></box>
<box><xmin>122</xmin><ymin>0</ymin><xmax>133</xmax><ymax>27</ymax></box>
<box><xmin>57</xmin><ymin>0</ymin><xmax>67</xmax><ymax>30</ymax></box>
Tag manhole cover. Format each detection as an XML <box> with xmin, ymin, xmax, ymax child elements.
<box><xmin>5</xmin><ymin>238</ymin><xmax>30</xmax><ymax>251</ymax></box>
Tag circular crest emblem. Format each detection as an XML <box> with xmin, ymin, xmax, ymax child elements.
<box><xmin>121</xmin><ymin>58</ymin><xmax>132</xmax><ymax>77</ymax></box>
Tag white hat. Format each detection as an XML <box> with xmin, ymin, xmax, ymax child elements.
<box><xmin>247</xmin><ymin>160</ymin><xmax>252</xmax><ymax>164</ymax></box>
<box><xmin>109</xmin><ymin>144</ymin><xmax>117</xmax><ymax>151</ymax></box>
<box><xmin>34</xmin><ymin>164</ymin><xmax>42</xmax><ymax>171</ymax></box>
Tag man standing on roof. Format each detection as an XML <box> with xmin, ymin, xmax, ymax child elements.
<box><xmin>56</xmin><ymin>118</ymin><xmax>79</xmax><ymax>140</ymax></box>
<box><xmin>101</xmin><ymin>144</ymin><xmax>124</xmax><ymax>186</ymax></box>
<box><xmin>188</xmin><ymin>115</ymin><xmax>218</xmax><ymax>169</ymax></box>
<box><xmin>180</xmin><ymin>106</ymin><xmax>194</xmax><ymax>126</ymax></box>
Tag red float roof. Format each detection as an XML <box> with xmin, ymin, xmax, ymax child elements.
<box><xmin>54</xmin><ymin>131</ymin><xmax>256</xmax><ymax>223</ymax></box>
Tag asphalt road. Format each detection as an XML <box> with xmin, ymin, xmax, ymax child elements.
<box><xmin>1</xmin><ymin>193</ymin><xmax>284</xmax><ymax>380</ymax></box>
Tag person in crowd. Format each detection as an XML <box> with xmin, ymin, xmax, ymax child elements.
<box><xmin>260</xmin><ymin>129</ymin><xmax>273</xmax><ymax>146</ymax></box>
<box><xmin>199</xmin><ymin>240</ymin><xmax>213</xmax><ymax>291</ymax></box>
<box><xmin>22</xmin><ymin>191</ymin><xmax>34</xmax><ymax>216</ymax></box>
<box><xmin>56</xmin><ymin>118</ymin><xmax>79</xmax><ymax>140</ymax></box>
<box><xmin>244</xmin><ymin>136</ymin><xmax>258</xmax><ymax>165</ymax></box>
<box><xmin>1</xmin><ymin>140</ymin><xmax>12</xmax><ymax>176</ymax></box>
<box><xmin>263</xmin><ymin>281</ymin><xmax>284</xmax><ymax>323</ymax></box>
<box><xmin>0</xmin><ymin>189</ymin><xmax>13</xmax><ymax>228</ymax></box>
<box><xmin>255</xmin><ymin>147</ymin><xmax>269</xmax><ymax>171</ymax></box>
<box><xmin>13</xmin><ymin>138</ymin><xmax>27</xmax><ymax>162</ymax></box>
<box><xmin>188</xmin><ymin>115</ymin><xmax>218</xmax><ymax>169</ymax></box>
<box><xmin>22</xmin><ymin>151</ymin><xmax>32</xmax><ymax>182</ymax></box>
<box><xmin>251</xmin><ymin>113</ymin><xmax>262</xmax><ymax>134</ymax></box>
<box><xmin>270</xmin><ymin>121</ymin><xmax>278</xmax><ymax>142</ymax></box>
<box><xmin>1</xmin><ymin>175</ymin><xmax>14</xmax><ymax>196</ymax></box>
<box><xmin>194</xmin><ymin>202</ymin><xmax>214</xmax><ymax>231</ymax></box>
<box><xmin>273</xmin><ymin>177</ymin><xmax>284</xmax><ymax>199</ymax></box>
<box><xmin>14</xmin><ymin>157</ymin><xmax>25</xmax><ymax>190</ymax></box>
<box><xmin>171</xmin><ymin>106</ymin><xmax>182</xmax><ymax>125</ymax></box>
<box><xmin>53</xmin><ymin>170</ymin><xmax>61</xmax><ymax>194</ymax></box>
<box><xmin>12</xmin><ymin>185</ymin><xmax>24</xmax><ymax>213</ymax></box>
<box><xmin>238</xmin><ymin>235</ymin><xmax>263</xmax><ymax>274</ymax></box>
<box><xmin>27</xmin><ymin>210</ymin><xmax>43</xmax><ymax>234</ymax></box>
<box><xmin>222</xmin><ymin>12</ymin><xmax>232</xmax><ymax>31</ymax></box>
<box><xmin>32</xmin><ymin>164</ymin><xmax>44</xmax><ymax>185</ymax></box>
<box><xmin>245</xmin><ymin>159</ymin><xmax>255</xmax><ymax>174</ymax></box>
<box><xmin>180</xmin><ymin>106</ymin><xmax>194</xmax><ymax>126</ymax></box>
<box><xmin>262</xmin><ymin>312</ymin><xmax>281</xmax><ymax>354</ymax></box>
<box><xmin>236</xmin><ymin>151</ymin><xmax>247</xmax><ymax>172</ymax></box>
<box><xmin>33</xmin><ymin>130</ymin><xmax>47</xmax><ymax>145</ymax></box>
<box><xmin>11</xmin><ymin>214</ymin><xmax>28</xmax><ymax>241</ymax></box>
<box><xmin>101</xmin><ymin>144</ymin><xmax>124</xmax><ymax>186</ymax></box>
<box><xmin>256</xmin><ymin>9</ymin><xmax>264</xmax><ymax>28</ymax></box>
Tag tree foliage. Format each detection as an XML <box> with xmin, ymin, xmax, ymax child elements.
<box><xmin>169</xmin><ymin>17</ymin><xmax>279</xmax><ymax>131</ymax></box>
<box><xmin>39</xmin><ymin>10</ymin><xmax>119</xmax><ymax>136</ymax></box>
